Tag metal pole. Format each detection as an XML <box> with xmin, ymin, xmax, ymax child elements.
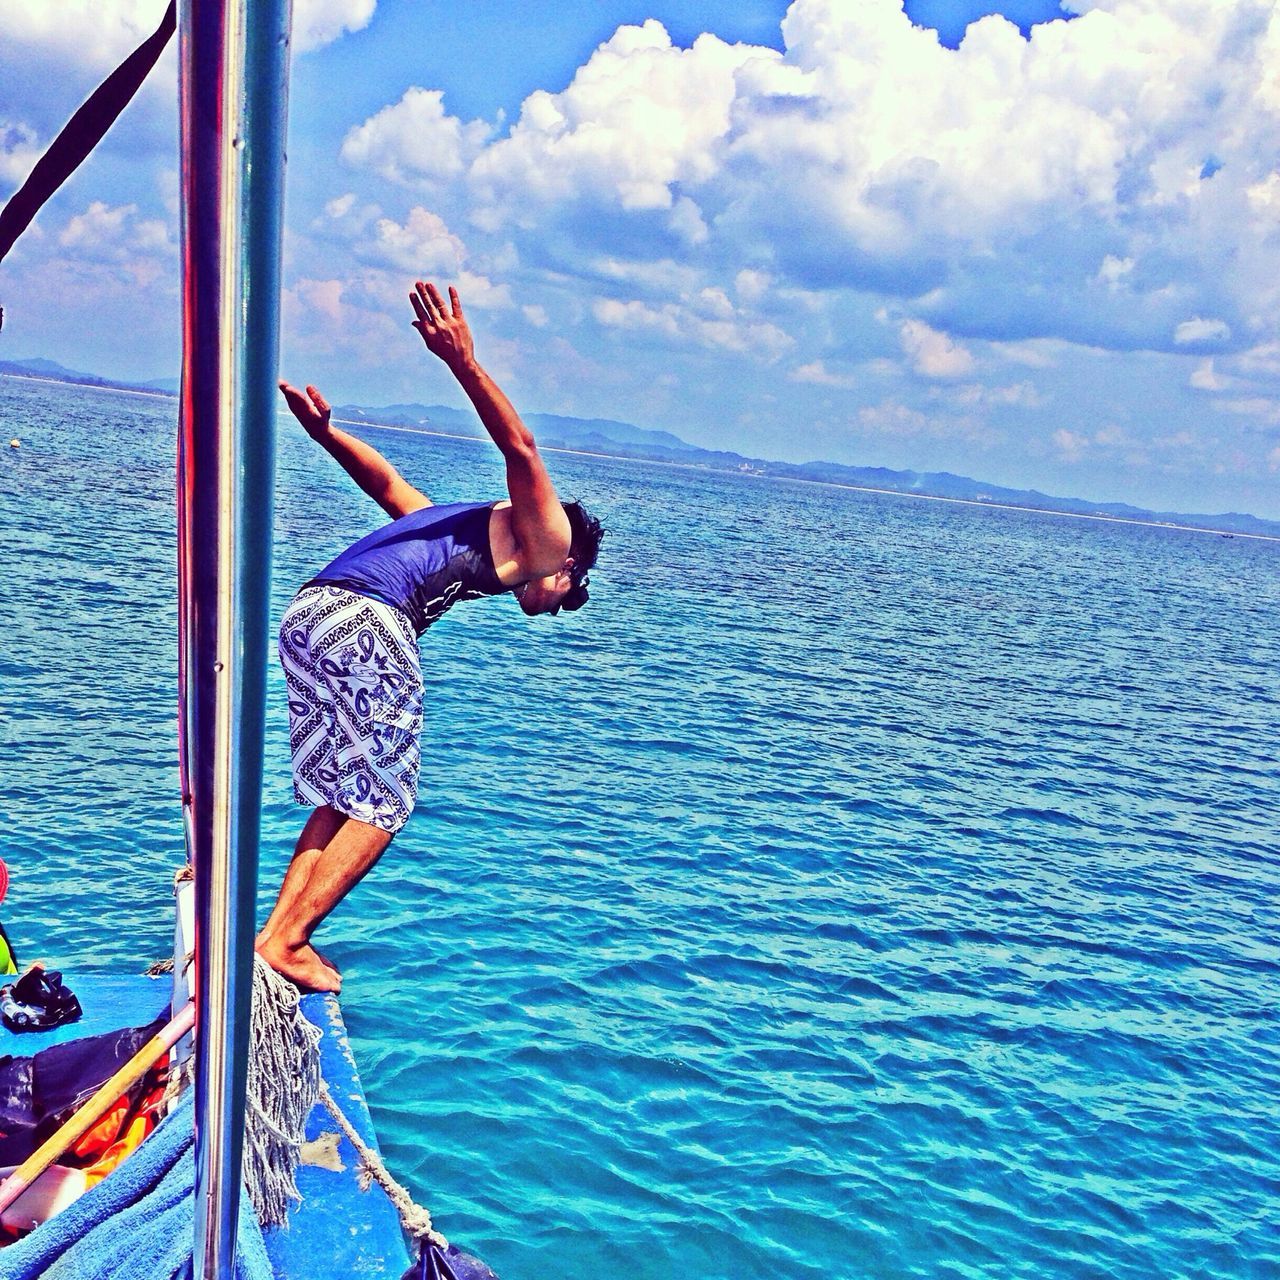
<box><xmin>177</xmin><ymin>1</ymin><xmax>291</xmax><ymax>1275</ymax></box>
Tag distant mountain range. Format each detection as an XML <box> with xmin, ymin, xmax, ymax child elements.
<box><xmin>333</xmin><ymin>403</ymin><xmax>1280</xmax><ymax>540</ymax></box>
<box><xmin>4</xmin><ymin>355</ymin><xmax>1278</xmax><ymax>539</ymax></box>
<box><xmin>0</xmin><ymin>356</ymin><xmax>178</xmax><ymax>394</ymax></box>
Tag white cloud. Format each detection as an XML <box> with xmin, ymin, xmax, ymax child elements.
<box><xmin>0</xmin><ymin>1</ymin><xmax>178</xmax><ymax>159</ymax></box>
<box><xmin>855</xmin><ymin>398</ymin><xmax>996</xmax><ymax>444</ymax></box>
<box><xmin>1174</xmin><ymin>317</ymin><xmax>1231</xmax><ymax>345</ymax></box>
<box><xmin>1235</xmin><ymin>342</ymin><xmax>1280</xmax><ymax>378</ymax></box>
<box><xmin>668</xmin><ymin>195</ymin><xmax>709</xmax><ymax>246</ymax></box>
<box><xmin>1093</xmin><ymin>424</ymin><xmax>1131</xmax><ymax>447</ymax></box>
<box><xmin>591</xmin><ymin>256</ymin><xmax>700</xmax><ymax>293</ymax></box>
<box><xmin>0</xmin><ymin>121</ymin><xmax>42</xmax><ymax>186</ymax></box>
<box><xmin>951</xmin><ymin>381</ymin><xmax>1044</xmax><ymax>408</ymax></box>
<box><xmin>594</xmin><ymin>297</ymin><xmax>681</xmax><ymax>337</ymax></box>
<box><xmin>791</xmin><ymin>360</ymin><xmax>856</xmax><ymax>388</ymax></box>
<box><xmin>1269</xmin><ymin>445</ymin><xmax>1280</xmax><ymax>471</ymax></box>
<box><xmin>292</xmin><ymin>277</ymin><xmax>346</xmax><ymax>323</ymax></box>
<box><xmin>695</xmin><ymin>287</ymin><xmax>734</xmax><ymax>320</ymax></box>
<box><xmin>1053</xmin><ymin>428</ymin><xmax>1089</xmax><ymax>461</ymax></box>
<box><xmin>900</xmin><ymin>319</ymin><xmax>974</xmax><ymax>378</ymax></box>
<box><xmin>337</xmin><ymin>0</ymin><xmax>1280</xmax><ymax>361</ymax></box>
<box><xmin>1189</xmin><ymin>358</ymin><xmax>1227</xmax><ymax>391</ymax></box>
<box><xmin>283</xmin><ymin>273</ymin><xmax>401</xmax><ymax>366</ymax></box>
<box><xmin>0</xmin><ymin>1</ymin><xmax>169</xmax><ymax>68</ymax></box>
<box><xmin>858</xmin><ymin>400</ymin><xmax>931</xmax><ymax>437</ymax></box>
<box><xmin>993</xmin><ymin>339</ymin><xmax>1059</xmax><ymax>369</ymax></box>
<box><xmin>1151</xmin><ymin>428</ymin><xmax>1196</xmax><ymax>452</ymax></box>
<box><xmin>1246</xmin><ymin>172</ymin><xmax>1280</xmax><ymax>216</ymax></box>
<box><xmin>364</xmin><ymin>206</ymin><xmax>465</xmax><ymax>274</ymax></box>
<box><xmin>468</xmin><ymin>21</ymin><xmax>773</xmax><ymax>217</ymax></box>
<box><xmin>593</xmin><ymin>292</ymin><xmax>791</xmax><ymax>357</ymax></box>
<box><xmin>58</xmin><ymin>200</ymin><xmax>171</xmax><ymax>259</ymax></box>
<box><xmin>1221</xmin><ymin>396</ymin><xmax>1280</xmax><ymax>422</ymax></box>
<box><xmin>1097</xmin><ymin>255</ymin><xmax>1135</xmax><ymax>286</ymax></box>
<box><xmin>341</xmin><ymin>88</ymin><xmax>492</xmax><ymax>185</ymax></box>
<box><xmin>293</xmin><ymin>0</ymin><xmax>376</xmax><ymax>53</ymax></box>
<box><xmin>0</xmin><ymin>0</ymin><xmax>369</xmax><ymax>79</ymax></box>
<box><xmin>734</xmin><ymin>270</ymin><xmax>772</xmax><ymax>306</ymax></box>
<box><xmin>453</xmin><ymin>272</ymin><xmax>511</xmax><ymax>310</ymax></box>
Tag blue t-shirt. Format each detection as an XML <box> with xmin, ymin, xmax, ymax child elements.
<box><xmin>307</xmin><ymin>500</ymin><xmax>507</xmax><ymax>635</ymax></box>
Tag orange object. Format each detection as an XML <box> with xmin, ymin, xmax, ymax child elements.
<box><xmin>67</xmin><ymin>1059</ymin><xmax>169</xmax><ymax>1185</ymax></box>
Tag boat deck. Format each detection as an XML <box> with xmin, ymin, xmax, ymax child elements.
<box><xmin>0</xmin><ymin>972</ymin><xmax>410</xmax><ymax>1277</ymax></box>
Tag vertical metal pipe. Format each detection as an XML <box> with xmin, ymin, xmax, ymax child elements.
<box><xmin>177</xmin><ymin>0</ymin><xmax>291</xmax><ymax>1275</ymax></box>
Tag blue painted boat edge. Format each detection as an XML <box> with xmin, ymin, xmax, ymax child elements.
<box><xmin>264</xmin><ymin>991</ymin><xmax>411</xmax><ymax>1278</ymax></box>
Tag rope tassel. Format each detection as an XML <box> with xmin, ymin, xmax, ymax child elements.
<box><xmin>243</xmin><ymin>957</ymin><xmax>323</xmax><ymax>1227</ymax></box>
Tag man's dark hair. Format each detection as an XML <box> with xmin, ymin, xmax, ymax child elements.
<box><xmin>561</xmin><ymin>500</ymin><xmax>604</xmax><ymax>611</ymax></box>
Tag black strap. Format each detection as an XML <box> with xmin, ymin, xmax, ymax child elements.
<box><xmin>0</xmin><ymin>0</ymin><xmax>176</xmax><ymax>274</ymax></box>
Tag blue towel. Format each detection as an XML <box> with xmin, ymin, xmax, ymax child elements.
<box><xmin>0</xmin><ymin>1090</ymin><xmax>272</xmax><ymax>1280</ymax></box>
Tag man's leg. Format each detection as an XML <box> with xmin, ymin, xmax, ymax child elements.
<box><xmin>256</xmin><ymin>804</ymin><xmax>347</xmax><ymax>967</ymax></box>
<box><xmin>255</xmin><ymin>814</ymin><xmax>393</xmax><ymax>992</ymax></box>
<box><xmin>260</xmin><ymin>805</ymin><xmax>346</xmax><ymax>932</ymax></box>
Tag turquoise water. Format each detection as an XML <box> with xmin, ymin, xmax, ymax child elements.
<box><xmin>1</xmin><ymin>374</ymin><xmax>1278</xmax><ymax>1279</ymax></box>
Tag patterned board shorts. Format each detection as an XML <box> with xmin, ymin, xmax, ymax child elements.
<box><xmin>278</xmin><ymin>585</ymin><xmax>423</xmax><ymax>833</ymax></box>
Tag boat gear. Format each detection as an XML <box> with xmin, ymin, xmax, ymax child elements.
<box><xmin>402</xmin><ymin>1241</ymin><xmax>499</xmax><ymax>1280</ymax></box>
<box><xmin>0</xmin><ymin>968</ymin><xmax>82</xmax><ymax>1035</ymax></box>
<box><xmin>0</xmin><ymin>1088</ymin><xmax>275</xmax><ymax>1280</ymax></box>
<box><xmin>0</xmin><ymin>1012</ymin><xmax>168</xmax><ymax>1169</ymax></box>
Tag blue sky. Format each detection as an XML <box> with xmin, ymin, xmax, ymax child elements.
<box><xmin>2</xmin><ymin>0</ymin><xmax>1279</xmax><ymax>519</ymax></box>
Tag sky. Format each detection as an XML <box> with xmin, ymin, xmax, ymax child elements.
<box><xmin>1</xmin><ymin>0</ymin><xmax>1279</xmax><ymax>519</ymax></box>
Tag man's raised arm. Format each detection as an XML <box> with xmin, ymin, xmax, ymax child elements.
<box><xmin>409</xmin><ymin>281</ymin><xmax>570</xmax><ymax>576</ymax></box>
<box><xmin>279</xmin><ymin>381</ymin><xmax>431</xmax><ymax>520</ymax></box>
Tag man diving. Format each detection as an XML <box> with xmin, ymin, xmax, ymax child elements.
<box><xmin>256</xmin><ymin>280</ymin><xmax>604</xmax><ymax>992</ymax></box>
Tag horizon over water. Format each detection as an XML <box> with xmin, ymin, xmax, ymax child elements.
<box><xmin>1</xmin><ymin>375</ymin><xmax>1277</xmax><ymax>1280</ymax></box>
<box><xmin>5</xmin><ymin>367</ymin><xmax>1279</xmax><ymax>539</ymax></box>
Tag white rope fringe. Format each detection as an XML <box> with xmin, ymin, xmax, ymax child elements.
<box><xmin>243</xmin><ymin>956</ymin><xmax>323</xmax><ymax>1228</ymax></box>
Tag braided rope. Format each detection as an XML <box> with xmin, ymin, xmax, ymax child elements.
<box><xmin>317</xmin><ymin>1080</ymin><xmax>448</xmax><ymax>1251</ymax></box>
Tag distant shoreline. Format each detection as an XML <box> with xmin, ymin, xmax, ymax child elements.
<box><xmin>334</xmin><ymin>416</ymin><xmax>1280</xmax><ymax>545</ymax></box>
<box><xmin>6</xmin><ymin>369</ymin><xmax>1278</xmax><ymax>544</ymax></box>
<box><xmin>0</xmin><ymin>370</ymin><xmax>174</xmax><ymax>401</ymax></box>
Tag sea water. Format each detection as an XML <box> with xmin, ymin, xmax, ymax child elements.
<box><xmin>0</xmin><ymin>374</ymin><xmax>1277</xmax><ymax>1280</ymax></box>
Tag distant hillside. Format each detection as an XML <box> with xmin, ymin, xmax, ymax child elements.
<box><xmin>3</xmin><ymin>358</ymin><xmax>1276</xmax><ymax>539</ymax></box>
<box><xmin>0</xmin><ymin>356</ymin><xmax>170</xmax><ymax>395</ymax></box>
<box><xmin>0</xmin><ymin>356</ymin><xmax>121</xmax><ymax>388</ymax></box>
<box><xmin>335</xmin><ymin>398</ymin><xmax>1280</xmax><ymax>540</ymax></box>
<box><xmin>334</xmin><ymin>401</ymin><xmax>688</xmax><ymax>455</ymax></box>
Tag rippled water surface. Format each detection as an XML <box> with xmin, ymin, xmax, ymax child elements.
<box><xmin>2</xmin><ymin>375</ymin><xmax>1278</xmax><ymax>1280</ymax></box>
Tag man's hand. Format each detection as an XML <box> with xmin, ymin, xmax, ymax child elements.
<box><xmin>279</xmin><ymin>381</ymin><xmax>332</xmax><ymax>438</ymax></box>
<box><xmin>409</xmin><ymin>281</ymin><xmax>475</xmax><ymax>372</ymax></box>
<box><xmin>408</xmin><ymin>281</ymin><xmax>569</xmax><ymax>577</ymax></box>
<box><xmin>279</xmin><ymin>379</ymin><xmax>431</xmax><ymax>516</ymax></box>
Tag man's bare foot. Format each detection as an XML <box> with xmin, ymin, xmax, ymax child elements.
<box><xmin>256</xmin><ymin>936</ymin><xmax>342</xmax><ymax>993</ymax></box>
<box><xmin>256</xmin><ymin>930</ymin><xmax>341</xmax><ymax>977</ymax></box>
